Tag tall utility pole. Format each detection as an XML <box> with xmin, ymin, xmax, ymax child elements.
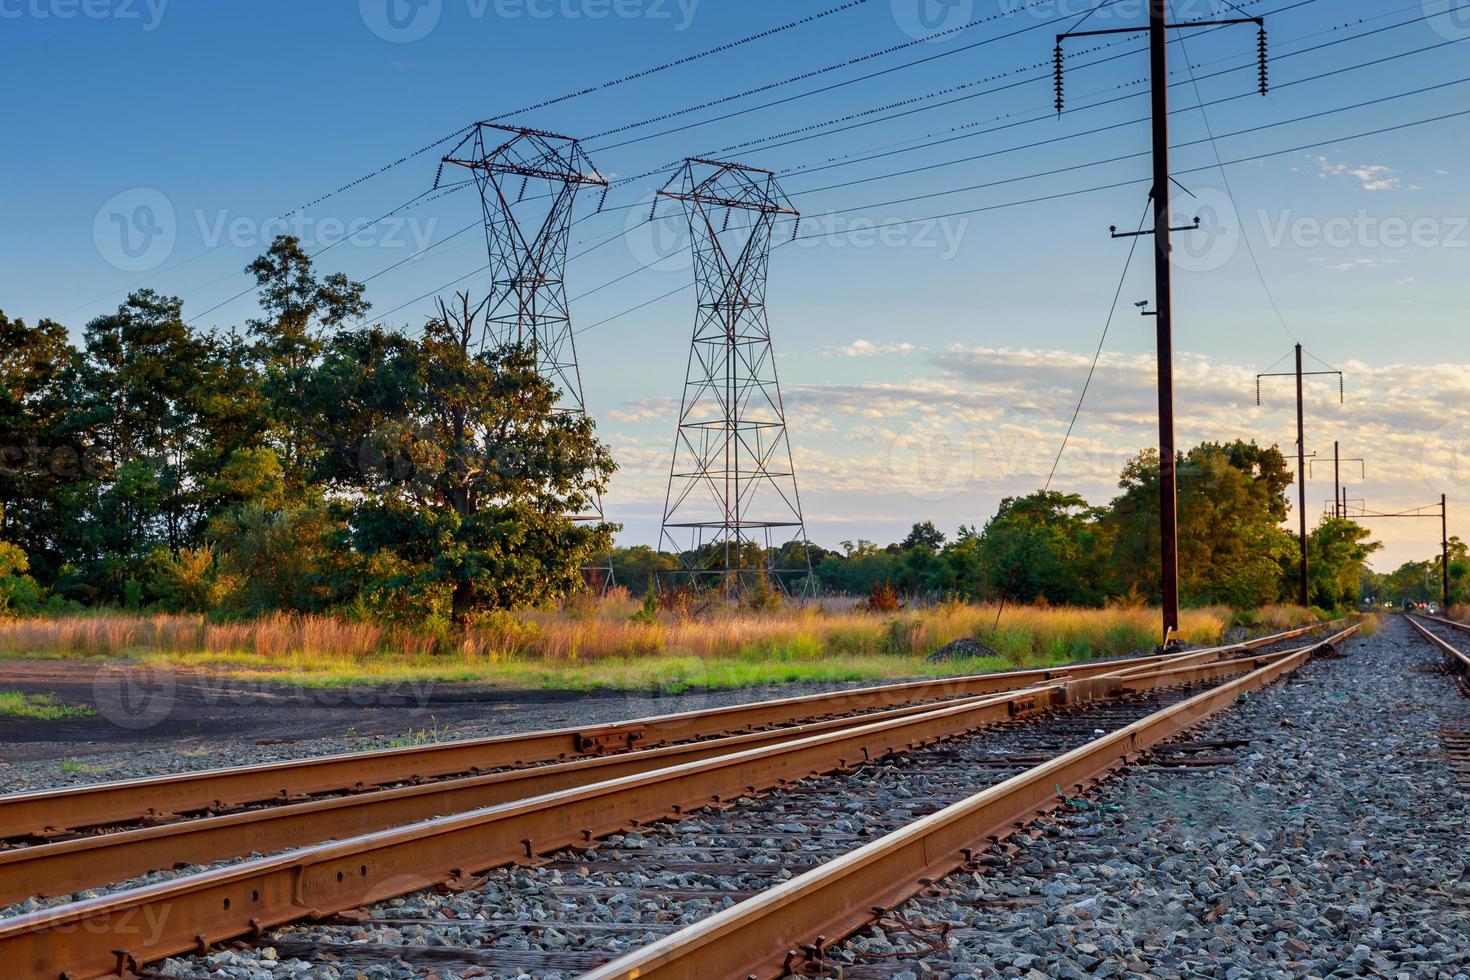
<box><xmin>1256</xmin><ymin>344</ymin><xmax>1344</xmax><ymax>608</ymax></box>
<box><xmin>1056</xmin><ymin>2</ymin><xmax>1268</xmax><ymax>644</ymax></box>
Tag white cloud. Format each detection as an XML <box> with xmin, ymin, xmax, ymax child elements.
<box><xmin>1315</xmin><ymin>156</ymin><xmax>1401</xmax><ymax>191</ymax></box>
<box><xmin>826</xmin><ymin>338</ymin><xmax>922</xmax><ymax>357</ymax></box>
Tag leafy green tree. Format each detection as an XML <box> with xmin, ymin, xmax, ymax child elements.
<box><xmin>318</xmin><ymin>294</ymin><xmax>616</xmax><ymax>624</ymax></box>
<box><xmin>66</xmin><ymin>291</ymin><xmax>216</xmax><ymax>598</ymax></box>
<box><xmin>609</xmin><ymin>545</ymin><xmax>681</xmax><ymax>596</ymax></box>
<box><xmin>1105</xmin><ymin>441</ymin><xmax>1297</xmax><ymax>607</ymax></box>
<box><xmin>1307</xmin><ymin>517</ymin><xmax>1381</xmax><ymax>609</ymax></box>
<box><xmin>246</xmin><ymin>235</ymin><xmax>368</xmax><ymax>491</ymax></box>
<box><xmin>0</xmin><ymin>506</ymin><xmax>47</xmax><ymax>617</ymax></box>
<box><xmin>0</xmin><ymin>311</ymin><xmax>82</xmax><ymax>584</ymax></box>
<box><xmin>900</xmin><ymin>521</ymin><xmax>945</xmax><ymax>553</ymax></box>
<box><xmin>978</xmin><ymin>491</ymin><xmax>1108</xmax><ymax>605</ymax></box>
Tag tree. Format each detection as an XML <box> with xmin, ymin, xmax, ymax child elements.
<box><xmin>246</xmin><ymin>235</ymin><xmax>369</xmax><ymax>491</ymax></box>
<box><xmin>900</xmin><ymin>521</ymin><xmax>946</xmax><ymax>553</ymax></box>
<box><xmin>0</xmin><ymin>311</ymin><xmax>82</xmax><ymax>584</ymax></box>
<box><xmin>1307</xmin><ymin>517</ymin><xmax>1381</xmax><ymax>609</ymax></box>
<box><xmin>319</xmin><ymin>294</ymin><xmax>617</xmax><ymax>624</ymax></box>
<box><xmin>977</xmin><ymin>491</ymin><xmax>1108</xmax><ymax>606</ymax></box>
<box><xmin>0</xmin><ymin>506</ymin><xmax>46</xmax><ymax>617</ymax></box>
<box><xmin>67</xmin><ymin>291</ymin><xmax>215</xmax><ymax>598</ymax></box>
<box><xmin>1104</xmin><ymin>441</ymin><xmax>1297</xmax><ymax>607</ymax></box>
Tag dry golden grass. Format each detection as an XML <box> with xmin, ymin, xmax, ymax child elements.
<box><xmin>0</xmin><ymin>598</ymin><xmax>1312</xmax><ymax>691</ymax></box>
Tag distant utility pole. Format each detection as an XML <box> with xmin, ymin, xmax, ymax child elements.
<box><xmin>1309</xmin><ymin>442</ymin><xmax>1365</xmax><ymax>518</ymax></box>
<box><xmin>1353</xmin><ymin>498</ymin><xmax>1451</xmax><ymax>612</ymax></box>
<box><xmin>1055</xmin><ymin>1</ymin><xmax>1269</xmax><ymax>644</ymax></box>
<box><xmin>1256</xmin><ymin>344</ymin><xmax>1344</xmax><ymax>608</ymax></box>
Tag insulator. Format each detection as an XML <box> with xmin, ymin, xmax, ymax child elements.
<box><xmin>1256</xmin><ymin>378</ymin><xmax>1261</xmax><ymax>406</ymax></box>
<box><xmin>649</xmin><ymin>199</ymin><xmax>659</xmax><ymax>221</ymax></box>
<box><xmin>517</xmin><ymin>176</ymin><xmax>529</xmax><ymax>202</ymax></box>
<box><xmin>1258</xmin><ymin>26</ymin><xmax>1269</xmax><ymax>96</ymax></box>
<box><xmin>432</xmin><ymin>161</ymin><xmax>445</xmax><ymax>191</ymax></box>
<box><xmin>1339</xmin><ymin>375</ymin><xmax>1345</xmax><ymax>403</ymax></box>
<box><xmin>722</xmin><ymin>207</ymin><xmax>732</xmax><ymax>232</ymax></box>
<box><xmin>1053</xmin><ymin>44</ymin><xmax>1065</xmax><ymax>116</ymax></box>
<box><xmin>596</xmin><ymin>185</ymin><xmax>609</xmax><ymax>213</ymax></box>
<box><xmin>791</xmin><ymin>215</ymin><xmax>801</xmax><ymax>242</ymax></box>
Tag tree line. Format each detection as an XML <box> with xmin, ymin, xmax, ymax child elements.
<box><xmin>1</xmin><ymin>235</ymin><xmax>1393</xmax><ymax>623</ymax></box>
<box><xmin>1</xmin><ymin>236</ymin><xmax>613</xmax><ymax>627</ymax></box>
<box><xmin>613</xmin><ymin>441</ymin><xmax>1383</xmax><ymax>611</ymax></box>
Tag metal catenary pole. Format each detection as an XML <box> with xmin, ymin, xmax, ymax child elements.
<box><xmin>1256</xmin><ymin>348</ymin><xmax>1344</xmax><ymax>609</ymax></box>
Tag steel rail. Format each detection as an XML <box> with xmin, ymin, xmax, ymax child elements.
<box><xmin>0</xmin><ymin>632</ymin><xmax>1334</xmax><ymax>980</ymax></box>
<box><xmin>0</xmin><ymin>680</ymin><xmax>1066</xmax><ymax>906</ymax></box>
<box><xmin>0</xmin><ymin>632</ymin><xmax>1285</xmax><ymax>906</ymax></box>
<box><xmin>1407</xmin><ymin>616</ymin><xmax>1470</xmax><ymax>679</ymax></box>
<box><xmin>582</xmin><ymin>623</ymin><xmax>1361</xmax><ymax>980</ymax></box>
<box><xmin>0</xmin><ymin>623</ymin><xmax>1330</xmax><ymax>841</ymax></box>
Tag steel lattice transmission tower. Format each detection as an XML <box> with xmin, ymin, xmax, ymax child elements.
<box><xmin>439</xmin><ymin>123</ymin><xmax>614</xmax><ymax>581</ymax></box>
<box><xmin>654</xmin><ymin>158</ymin><xmax>812</xmax><ymax>598</ymax></box>
<box><xmin>439</xmin><ymin>123</ymin><xmax>607</xmax><ymax>413</ymax></box>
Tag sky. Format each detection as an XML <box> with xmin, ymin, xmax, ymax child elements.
<box><xmin>2</xmin><ymin>0</ymin><xmax>1469</xmax><ymax>570</ymax></box>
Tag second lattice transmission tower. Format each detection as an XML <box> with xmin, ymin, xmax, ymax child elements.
<box><xmin>655</xmin><ymin>159</ymin><xmax>811</xmax><ymax>597</ymax></box>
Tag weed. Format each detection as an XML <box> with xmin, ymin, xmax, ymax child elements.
<box><xmin>0</xmin><ymin>691</ymin><xmax>97</xmax><ymax>720</ymax></box>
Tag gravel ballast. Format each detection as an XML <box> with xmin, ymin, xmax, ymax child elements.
<box><xmin>824</xmin><ymin>615</ymin><xmax>1470</xmax><ymax>978</ymax></box>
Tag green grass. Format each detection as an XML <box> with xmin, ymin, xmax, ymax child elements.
<box><xmin>0</xmin><ymin>691</ymin><xmax>97</xmax><ymax>720</ymax></box>
<box><xmin>140</xmin><ymin>649</ymin><xmax>1050</xmax><ymax>694</ymax></box>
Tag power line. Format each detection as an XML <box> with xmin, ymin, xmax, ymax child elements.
<box><xmin>791</xmin><ymin>77</ymin><xmax>1470</xmax><ymax>220</ymax></box>
<box><xmin>789</xmin><ymin>105</ymin><xmax>1470</xmax><ymax>242</ymax></box>
<box><xmin>1045</xmin><ymin>197</ymin><xmax>1151</xmax><ymax>490</ymax></box>
<box><xmin>494</xmin><ymin>0</ymin><xmax>875</xmax><ymax>122</ymax></box>
<box><xmin>585</xmin><ymin>0</ymin><xmax>1131</xmax><ymax>142</ymax></box>
<box><xmin>591</xmin><ymin>0</ymin><xmax>1139</xmax><ymax>152</ymax></box>
<box><xmin>1168</xmin><ymin>0</ymin><xmax>1299</xmax><ymax>344</ymax></box>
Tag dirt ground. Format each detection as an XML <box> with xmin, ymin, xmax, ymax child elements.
<box><xmin>0</xmin><ymin>658</ymin><xmax>726</xmax><ymax>765</ymax></box>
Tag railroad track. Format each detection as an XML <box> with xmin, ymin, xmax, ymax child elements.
<box><xmin>1</xmin><ymin>625</ymin><xmax>1326</xmax><ymax>846</ymax></box>
<box><xmin>0</xmin><ymin>626</ymin><xmax>1330</xmax><ymax>911</ymax></box>
<box><xmin>1405</xmin><ymin>615</ymin><xmax>1470</xmax><ymax>794</ymax></box>
<box><xmin>0</xmin><ymin>622</ymin><xmax>1354</xmax><ymax>979</ymax></box>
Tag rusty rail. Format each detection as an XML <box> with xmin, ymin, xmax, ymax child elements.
<box><xmin>582</xmin><ymin>624</ymin><xmax>1360</xmax><ymax>980</ymax></box>
<box><xmin>0</xmin><ymin>623</ymin><xmax>1330</xmax><ymax>841</ymax></box>
<box><xmin>0</xmin><ymin>631</ymin><xmax>1321</xmax><ymax>906</ymax></box>
<box><xmin>1408</xmin><ymin>616</ymin><xmax>1470</xmax><ymax>680</ymax></box>
<box><xmin>0</xmin><ymin>630</ymin><xmax>1337</xmax><ymax>980</ymax></box>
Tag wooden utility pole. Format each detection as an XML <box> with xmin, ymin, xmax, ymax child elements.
<box><xmin>1057</xmin><ymin>2</ymin><xmax>1268</xmax><ymax>644</ymax></box>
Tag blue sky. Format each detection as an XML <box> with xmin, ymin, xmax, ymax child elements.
<box><xmin>3</xmin><ymin>0</ymin><xmax>1468</xmax><ymax>568</ymax></box>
